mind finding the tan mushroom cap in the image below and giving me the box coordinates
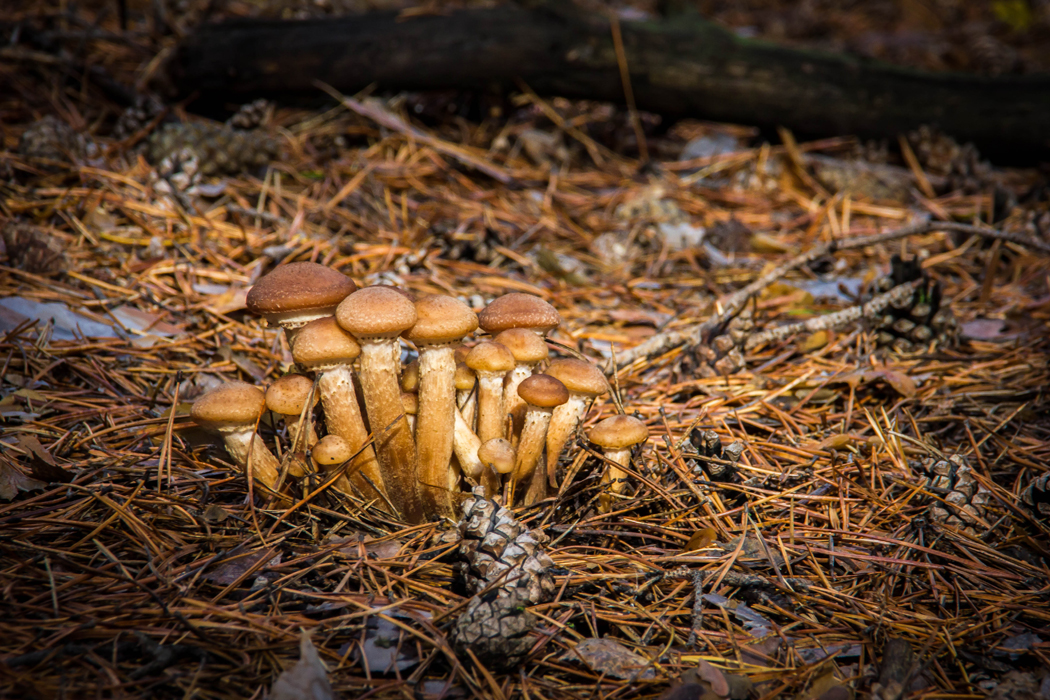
[403,295,478,345]
[336,286,418,339]
[265,374,317,415]
[246,262,357,319]
[494,328,549,364]
[545,358,609,397]
[292,317,361,368]
[454,344,472,364]
[191,382,266,429]
[401,360,420,392]
[478,438,515,475]
[312,435,353,466]
[517,374,569,408]
[478,293,561,335]
[589,415,649,450]
[401,392,419,415]
[454,362,476,391]
[465,341,515,374]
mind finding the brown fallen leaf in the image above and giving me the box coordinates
[798,330,829,353]
[568,638,657,680]
[697,659,729,697]
[838,369,916,398]
[684,527,718,552]
[0,456,47,500]
[269,630,335,700]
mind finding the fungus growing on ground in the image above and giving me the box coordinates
[477,438,516,488]
[477,293,561,337]
[401,392,418,434]
[494,327,550,442]
[401,360,419,393]
[511,374,568,504]
[191,381,282,491]
[292,317,388,507]
[465,341,516,444]
[310,434,358,494]
[455,361,477,427]
[265,373,319,450]
[403,294,479,519]
[588,415,649,513]
[337,286,423,523]
[544,358,610,486]
[245,262,357,344]
[452,407,484,486]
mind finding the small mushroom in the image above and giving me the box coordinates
[477,438,516,488]
[265,373,319,450]
[312,435,353,472]
[337,286,423,523]
[401,360,419,393]
[245,262,357,344]
[478,293,562,337]
[544,358,609,486]
[452,406,484,486]
[191,382,282,491]
[494,327,550,443]
[401,392,418,434]
[292,317,388,506]
[465,341,516,445]
[510,374,569,504]
[455,361,477,428]
[403,294,479,520]
[588,415,649,513]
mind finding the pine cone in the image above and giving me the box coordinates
[18,116,87,165]
[873,256,958,350]
[906,126,992,193]
[685,310,751,378]
[113,95,165,140]
[147,122,277,176]
[916,455,993,532]
[686,429,745,483]
[227,99,272,130]
[452,488,555,668]
[1,221,66,275]
[1020,473,1050,521]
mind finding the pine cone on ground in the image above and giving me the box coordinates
[915,455,994,533]
[873,256,958,352]
[227,99,272,130]
[907,126,992,194]
[686,429,745,483]
[18,116,88,166]
[113,95,165,140]
[0,221,66,275]
[451,488,555,669]
[147,122,277,176]
[1020,473,1050,521]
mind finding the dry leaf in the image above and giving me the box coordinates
[799,669,854,700]
[0,457,47,500]
[206,549,281,585]
[818,434,853,451]
[798,330,829,352]
[684,528,717,552]
[202,504,229,523]
[838,370,916,398]
[697,659,730,697]
[568,638,657,680]
[269,630,335,700]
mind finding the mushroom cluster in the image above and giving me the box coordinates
[190,262,619,524]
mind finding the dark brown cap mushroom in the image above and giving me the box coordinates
[246,262,357,341]
[511,374,568,504]
[588,415,649,513]
[544,358,610,484]
[478,293,562,336]
[494,328,550,441]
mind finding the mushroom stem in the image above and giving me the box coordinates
[476,372,506,443]
[599,448,632,511]
[416,345,457,519]
[453,407,485,485]
[509,406,553,504]
[503,365,532,443]
[545,395,588,485]
[223,430,282,490]
[316,367,387,505]
[358,340,423,523]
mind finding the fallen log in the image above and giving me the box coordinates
[164,4,1050,161]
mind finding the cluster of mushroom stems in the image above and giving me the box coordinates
[189,261,649,523]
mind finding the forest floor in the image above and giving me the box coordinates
[1,1,1049,699]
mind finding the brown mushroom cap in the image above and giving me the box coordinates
[454,362,476,391]
[589,415,649,450]
[517,374,569,408]
[246,262,357,322]
[545,358,609,397]
[403,294,478,345]
[478,438,516,475]
[478,293,561,335]
[336,286,418,339]
[454,344,472,364]
[291,317,361,369]
[494,328,549,365]
[312,435,353,466]
[191,382,266,429]
[401,392,419,415]
[265,374,317,416]
[465,341,515,374]
[401,360,420,392]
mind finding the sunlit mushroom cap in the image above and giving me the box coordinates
[465,341,515,374]
[478,438,516,475]
[494,328,549,365]
[403,294,478,345]
[246,262,357,328]
[454,362,476,391]
[588,415,649,450]
[292,317,361,370]
[517,374,569,408]
[265,374,317,416]
[478,293,561,335]
[545,358,609,397]
[312,435,352,466]
[191,381,266,431]
[336,286,418,339]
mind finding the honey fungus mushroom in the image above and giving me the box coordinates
[511,374,568,505]
[477,293,561,336]
[191,381,281,491]
[265,373,319,450]
[245,262,357,344]
[544,358,609,484]
[588,415,649,513]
